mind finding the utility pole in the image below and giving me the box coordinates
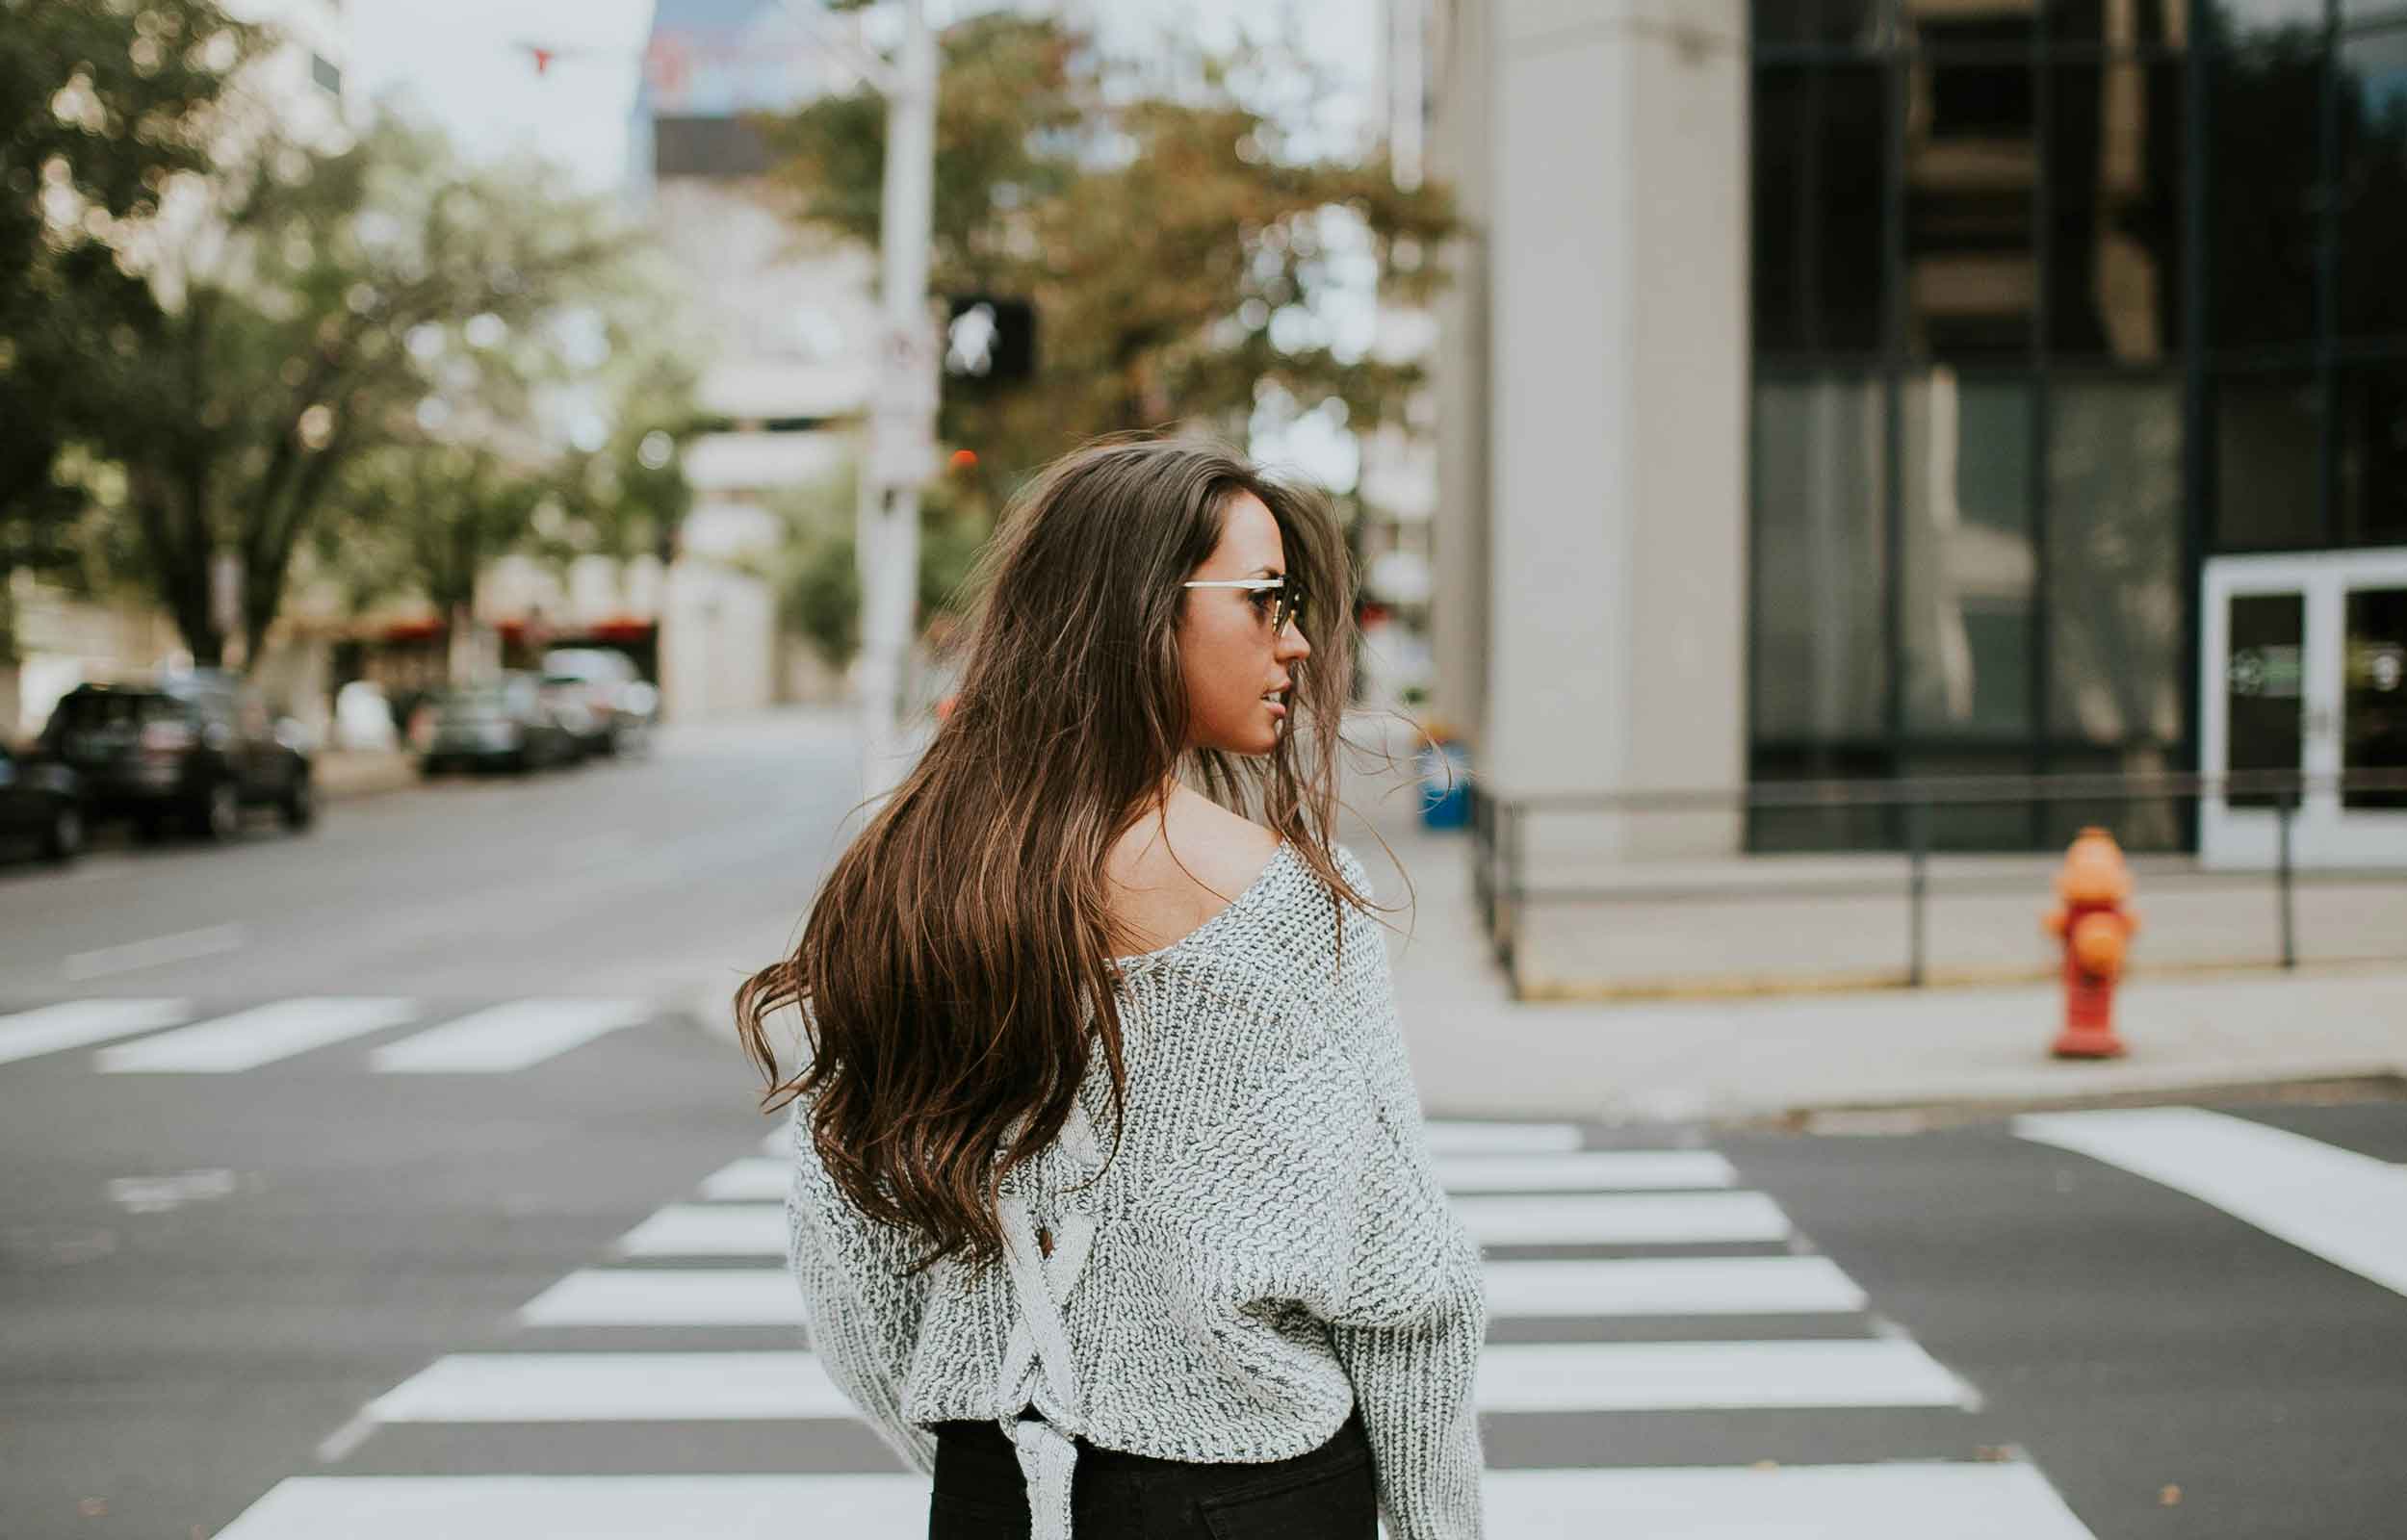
[854,0,940,806]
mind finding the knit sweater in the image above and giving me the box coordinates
[783,840,1487,1540]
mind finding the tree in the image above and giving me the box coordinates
[313,441,550,641]
[307,295,702,680]
[87,113,625,668]
[761,13,1459,500]
[0,0,255,659]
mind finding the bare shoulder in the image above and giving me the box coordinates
[1104,791,1282,952]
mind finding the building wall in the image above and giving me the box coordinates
[1435,0,1748,851]
[1428,0,1492,750]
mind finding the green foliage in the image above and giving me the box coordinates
[0,0,256,657]
[761,13,1458,496]
[81,111,631,666]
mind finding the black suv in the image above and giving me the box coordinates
[38,670,315,842]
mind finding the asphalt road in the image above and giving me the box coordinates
[3,714,2401,1538]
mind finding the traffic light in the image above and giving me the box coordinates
[944,295,1035,387]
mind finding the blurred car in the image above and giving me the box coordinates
[36,670,314,842]
[540,647,654,757]
[421,672,580,775]
[332,680,400,752]
[0,740,84,865]
[536,676,603,759]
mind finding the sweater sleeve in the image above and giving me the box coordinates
[783,1104,940,1476]
[1322,871,1488,1540]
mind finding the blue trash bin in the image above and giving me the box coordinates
[1418,741,1470,829]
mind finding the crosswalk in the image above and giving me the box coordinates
[0,996,660,1074]
[211,1117,2104,1538]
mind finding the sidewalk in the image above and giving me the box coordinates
[1335,725,2407,1125]
[313,747,417,801]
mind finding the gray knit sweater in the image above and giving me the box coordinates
[783,841,1487,1539]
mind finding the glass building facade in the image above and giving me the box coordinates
[1747,0,2407,850]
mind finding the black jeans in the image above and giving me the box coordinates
[926,1409,1377,1539]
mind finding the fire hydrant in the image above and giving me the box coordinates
[2042,827,2140,1059]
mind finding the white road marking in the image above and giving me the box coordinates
[371,999,654,1073]
[1436,1149,1736,1192]
[1459,1190,1792,1246]
[697,1157,789,1201]
[1484,1255,1867,1318]
[363,1351,852,1422]
[1424,1119,1584,1154]
[524,1255,1868,1327]
[0,999,190,1067]
[616,1205,783,1258]
[627,1190,1795,1257]
[1478,1338,1974,1412]
[213,1475,927,1538]
[362,1338,1965,1424]
[1481,1462,2097,1537]
[94,998,420,1073]
[93,1001,421,1068]
[63,924,245,981]
[518,1270,799,1327]
[213,1463,2095,1539]
[2016,1106,2407,1299]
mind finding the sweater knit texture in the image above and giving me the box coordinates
[783,840,1488,1539]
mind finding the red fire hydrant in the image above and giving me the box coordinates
[2041,827,2140,1059]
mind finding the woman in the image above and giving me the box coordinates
[737,435,1486,1540]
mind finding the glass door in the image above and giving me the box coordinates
[2202,549,2407,867]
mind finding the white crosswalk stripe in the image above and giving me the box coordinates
[523,1253,1872,1328]
[625,1191,1796,1258]
[2016,1106,2407,1299]
[1483,1254,1866,1317]
[0,999,190,1067]
[95,998,420,1073]
[220,1116,2096,1538]
[213,1464,2098,1540]
[371,999,655,1073]
[0,995,669,1075]
[696,1147,1737,1202]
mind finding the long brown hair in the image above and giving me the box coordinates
[737,434,1378,1272]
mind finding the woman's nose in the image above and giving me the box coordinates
[1276,623,1311,663]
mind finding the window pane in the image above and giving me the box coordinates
[2342,585,2407,808]
[2213,369,2324,548]
[2209,0,2330,47]
[1899,749,2040,851]
[2047,60,2187,359]
[2224,590,2305,806]
[1754,64,1891,353]
[2209,44,2326,352]
[1754,0,1892,46]
[2047,0,2193,47]
[1902,2,2033,52]
[1901,372,2034,734]
[2336,26,2407,341]
[2047,377,2187,742]
[2337,361,2407,546]
[1905,58,2037,355]
[2039,743,2189,854]
[1754,376,1890,740]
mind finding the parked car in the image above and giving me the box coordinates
[0,740,84,864]
[540,647,654,757]
[421,672,580,775]
[37,670,314,841]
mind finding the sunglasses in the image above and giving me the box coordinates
[1180,577,1308,637]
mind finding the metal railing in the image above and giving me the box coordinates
[1466,769,2407,995]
